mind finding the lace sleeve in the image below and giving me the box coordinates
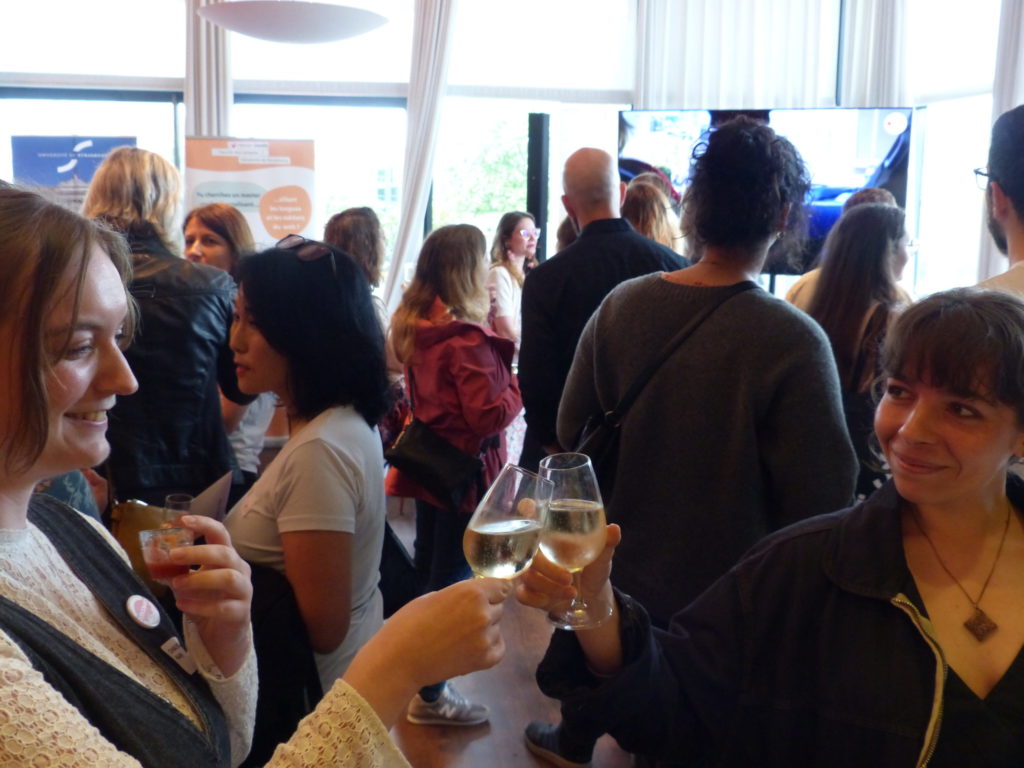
[183,618,258,767]
[266,680,412,768]
[0,632,143,767]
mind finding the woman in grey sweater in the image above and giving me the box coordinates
[526,116,858,768]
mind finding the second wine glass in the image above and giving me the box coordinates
[462,464,552,579]
[539,452,611,630]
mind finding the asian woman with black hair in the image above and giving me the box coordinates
[223,240,391,760]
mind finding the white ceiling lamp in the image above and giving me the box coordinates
[197,1,387,44]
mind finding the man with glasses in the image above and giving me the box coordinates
[977,104,1024,294]
[518,148,686,476]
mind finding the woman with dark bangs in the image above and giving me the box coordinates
[521,288,1024,767]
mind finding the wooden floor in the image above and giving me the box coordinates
[386,498,632,768]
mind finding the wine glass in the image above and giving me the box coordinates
[463,464,552,579]
[163,493,193,525]
[538,452,611,630]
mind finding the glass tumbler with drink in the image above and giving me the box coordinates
[538,452,611,630]
[139,526,194,585]
[463,464,553,579]
[137,492,196,585]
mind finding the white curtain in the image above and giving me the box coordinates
[186,0,233,137]
[978,0,1024,281]
[380,0,457,313]
[838,0,909,107]
[634,0,840,109]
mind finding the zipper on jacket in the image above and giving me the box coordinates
[891,594,947,768]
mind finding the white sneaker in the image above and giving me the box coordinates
[406,683,489,726]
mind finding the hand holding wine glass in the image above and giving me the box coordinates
[538,453,614,630]
[463,464,553,579]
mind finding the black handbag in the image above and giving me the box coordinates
[575,281,758,498]
[384,370,484,513]
[379,519,422,617]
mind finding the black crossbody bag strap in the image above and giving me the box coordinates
[599,281,758,429]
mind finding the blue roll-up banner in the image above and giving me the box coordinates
[12,136,136,210]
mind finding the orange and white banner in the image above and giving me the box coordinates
[185,138,315,247]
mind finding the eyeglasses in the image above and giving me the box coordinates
[975,167,995,190]
[276,233,337,279]
[519,228,541,239]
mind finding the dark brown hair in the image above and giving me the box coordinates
[324,206,385,287]
[808,204,906,391]
[0,187,135,473]
[882,288,1024,426]
[183,203,256,276]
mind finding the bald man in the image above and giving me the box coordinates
[518,148,686,471]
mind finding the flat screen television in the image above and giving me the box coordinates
[618,107,915,274]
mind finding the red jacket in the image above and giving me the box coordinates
[386,299,521,514]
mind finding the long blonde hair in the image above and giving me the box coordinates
[391,224,488,364]
[82,147,182,254]
[622,180,678,249]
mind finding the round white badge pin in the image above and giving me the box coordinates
[126,595,161,629]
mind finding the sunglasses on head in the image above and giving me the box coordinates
[276,234,338,279]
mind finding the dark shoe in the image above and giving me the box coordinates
[524,721,593,768]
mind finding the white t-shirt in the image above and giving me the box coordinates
[486,265,522,354]
[225,405,385,691]
[978,260,1024,296]
[228,392,277,475]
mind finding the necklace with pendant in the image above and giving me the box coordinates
[910,502,1012,643]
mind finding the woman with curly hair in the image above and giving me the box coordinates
[525,117,857,767]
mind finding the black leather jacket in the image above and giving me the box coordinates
[106,221,248,504]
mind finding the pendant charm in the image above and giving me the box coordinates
[964,606,998,642]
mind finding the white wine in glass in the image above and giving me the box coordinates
[539,453,612,630]
[463,464,552,579]
[539,499,607,572]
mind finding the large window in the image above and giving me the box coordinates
[446,0,636,92]
[431,98,628,261]
[0,95,180,182]
[0,0,185,78]
[434,0,635,260]
[231,100,407,259]
[904,0,1003,294]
